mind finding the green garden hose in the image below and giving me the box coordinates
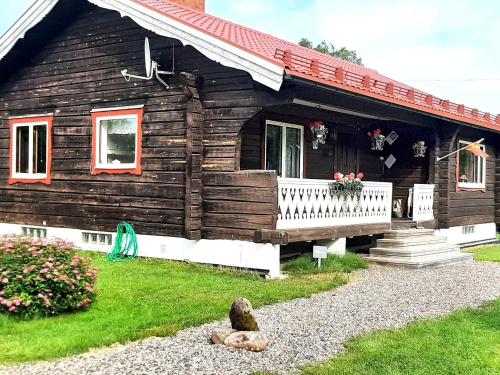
[107,222,139,262]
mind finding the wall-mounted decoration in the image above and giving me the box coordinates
[412,140,427,158]
[384,154,396,168]
[386,130,398,145]
[367,128,385,151]
[310,121,328,149]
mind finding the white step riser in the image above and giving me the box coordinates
[368,228,473,268]
[367,254,473,268]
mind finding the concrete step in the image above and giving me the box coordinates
[367,252,473,269]
[377,236,447,247]
[371,244,460,258]
[383,229,434,239]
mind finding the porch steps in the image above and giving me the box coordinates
[367,229,472,268]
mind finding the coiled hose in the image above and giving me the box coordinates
[107,222,138,262]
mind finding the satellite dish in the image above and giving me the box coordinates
[144,37,152,78]
[121,37,174,88]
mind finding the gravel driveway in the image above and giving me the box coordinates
[2,262,499,375]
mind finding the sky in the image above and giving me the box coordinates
[1,0,499,115]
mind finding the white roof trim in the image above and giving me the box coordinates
[0,0,285,91]
[0,0,59,61]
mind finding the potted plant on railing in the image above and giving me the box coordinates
[368,128,385,151]
[329,172,365,210]
[310,120,328,149]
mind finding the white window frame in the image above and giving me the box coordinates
[95,114,139,170]
[457,140,486,189]
[264,120,304,178]
[11,121,49,180]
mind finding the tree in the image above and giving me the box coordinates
[298,38,363,65]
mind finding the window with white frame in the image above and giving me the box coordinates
[458,140,486,189]
[12,121,49,179]
[96,114,139,169]
[265,121,303,178]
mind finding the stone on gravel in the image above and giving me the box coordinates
[229,298,259,331]
[210,328,236,345]
[223,331,268,352]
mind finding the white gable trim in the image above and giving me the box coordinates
[0,0,285,91]
[0,0,59,61]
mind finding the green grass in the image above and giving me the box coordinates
[0,251,365,365]
[282,253,368,276]
[464,243,500,262]
[301,299,500,375]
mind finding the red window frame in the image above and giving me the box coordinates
[91,108,143,176]
[9,115,53,185]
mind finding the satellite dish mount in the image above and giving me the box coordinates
[121,37,173,88]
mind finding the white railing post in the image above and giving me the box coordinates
[277,178,393,230]
[412,184,435,222]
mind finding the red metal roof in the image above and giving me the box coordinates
[135,0,499,131]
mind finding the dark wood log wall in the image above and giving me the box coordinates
[0,1,277,239]
[437,125,497,228]
[496,147,500,229]
[202,170,278,241]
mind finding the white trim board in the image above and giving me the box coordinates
[0,222,282,278]
[435,222,496,246]
[0,0,285,91]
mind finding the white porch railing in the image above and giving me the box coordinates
[411,184,435,222]
[277,178,393,230]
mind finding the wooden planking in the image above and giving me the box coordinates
[255,223,391,245]
[202,170,278,241]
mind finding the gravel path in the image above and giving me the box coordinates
[2,262,499,375]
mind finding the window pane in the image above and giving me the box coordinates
[16,126,29,174]
[285,127,301,178]
[459,146,483,184]
[33,125,47,174]
[266,125,282,176]
[99,118,137,165]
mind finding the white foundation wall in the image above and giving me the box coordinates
[435,222,497,246]
[0,222,282,278]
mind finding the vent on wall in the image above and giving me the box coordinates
[22,227,47,239]
[462,225,475,235]
[82,232,112,246]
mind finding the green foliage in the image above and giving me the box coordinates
[0,237,97,319]
[283,253,368,276]
[464,243,500,262]
[301,299,500,375]
[299,37,363,65]
[0,253,346,364]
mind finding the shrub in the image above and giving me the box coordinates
[282,252,368,276]
[0,236,97,319]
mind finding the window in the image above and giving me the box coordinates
[82,231,112,246]
[457,140,486,189]
[9,115,53,184]
[265,121,303,178]
[22,226,47,239]
[91,107,143,175]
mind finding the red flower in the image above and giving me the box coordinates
[356,172,364,180]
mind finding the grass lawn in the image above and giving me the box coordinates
[0,252,365,365]
[464,243,500,262]
[301,299,500,375]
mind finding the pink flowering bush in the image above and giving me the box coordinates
[0,236,97,319]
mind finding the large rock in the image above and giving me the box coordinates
[229,298,259,331]
[210,328,236,345]
[223,331,268,352]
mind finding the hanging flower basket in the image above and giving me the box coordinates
[368,129,385,151]
[412,140,427,158]
[328,172,365,210]
[310,121,328,150]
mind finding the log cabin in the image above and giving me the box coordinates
[0,0,498,277]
